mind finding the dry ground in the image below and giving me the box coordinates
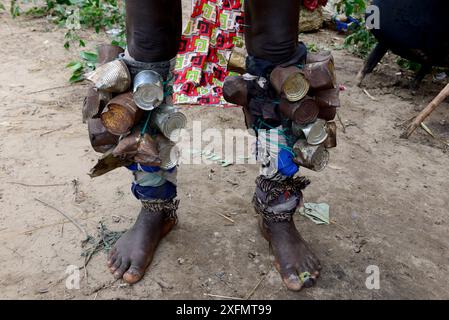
[0,1,448,299]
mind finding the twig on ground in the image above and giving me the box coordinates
[336,112,346,133]
[34,198,89,241]
[244,272,269,300]
[214,212,235,224]
[40,124,72,137]
[363,89,378,101]
[203,293,244,300]
[27,83,86,95]
[8,182,67,187]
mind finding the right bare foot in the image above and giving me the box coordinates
[107,208,175,284]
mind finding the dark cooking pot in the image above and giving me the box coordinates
[357,0,449,87]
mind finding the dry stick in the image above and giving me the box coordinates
[402,83,449,138]
[8,182,67,187]
[336,111,346,133]
[27,83,86,95]
[40,124,72,137]
[203,293,244,300]
[214,212,235,224]
[244,271,269,300]
[34,198,89,241]
[363,89,378,101]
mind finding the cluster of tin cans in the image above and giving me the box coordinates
[224,50,340,172]
[83,45,186,175]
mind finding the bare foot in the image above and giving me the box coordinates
[107,208,175,284]
[259,217,321,291]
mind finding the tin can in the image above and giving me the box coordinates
[227,46,247,74]
[323,121,337,149]
[150,104,187,141]
[270,66,310,102]
[156,135,180,170]
[223,76,248,106]
[97,44,124,65]
[292,119,328,145]
[303,58,336,91]
[101,92,144,135]
[82,86,112,123]
[87,118,119,153]
[293,139,329,172]
[314,88,340,120]
[133,70,164,111]
[279,97,319,125]
[306,51,333,64]
[87,60,131,93]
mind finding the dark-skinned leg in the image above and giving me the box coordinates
[245,0,322,291]
[107,0,182,284]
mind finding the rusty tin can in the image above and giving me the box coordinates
[101,92,143,135]
[223,76,248,106]
[87,60,131,93]
[97,44,124,65]
[306,51,334,64]
[270,66,310,102]
[279,97,319,125]
[315,88,340,120]
[87,118,119,153]
[293,138,329,172]
[303,57,336,91]
[82,86,112,123]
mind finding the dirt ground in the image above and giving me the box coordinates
[1,2,448,300]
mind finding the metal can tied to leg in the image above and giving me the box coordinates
[87,60,131,93]
[150,105,187,141]
[270,66,310,102]
[292,119,328,145]
[293,139,329,172]
[133,70,164,111]
[101,92,144,136]
[279,97,319,125]
[87,118,119,153]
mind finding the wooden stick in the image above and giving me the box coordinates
[402,83,449,138]
[8,182,67,187]
[363,89,378,101]
[40,124,72,137]
[214,212,235,224]
[203,293,244,300]
[34,198,89,241]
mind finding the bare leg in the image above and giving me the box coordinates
[107,0,182,284]
[245,0,322,291]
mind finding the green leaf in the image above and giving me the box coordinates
[79,39,86,47]
[66,61,83,71]
[69,73,84,83]
[0,3,5,11]
[80,51,98,63]
[64,41,70,50]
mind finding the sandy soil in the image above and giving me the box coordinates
[0,1,448,300]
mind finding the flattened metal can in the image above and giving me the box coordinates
[87,60,131,93]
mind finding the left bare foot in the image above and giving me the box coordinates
[259,217,321,291]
